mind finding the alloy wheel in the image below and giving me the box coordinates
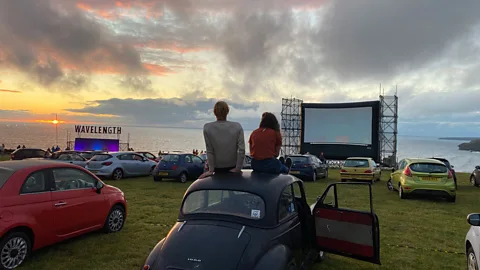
[1,237,27,270]
[312,171,316,182]
[180,173,187,183]
[108,209,124,232]
[471,176,477,186]
[468,250,478,270]
[387,180,394,191]
[113,169,123,180]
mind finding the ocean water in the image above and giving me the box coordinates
[0,123,478,173]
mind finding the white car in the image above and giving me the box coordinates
[466,213,480,270]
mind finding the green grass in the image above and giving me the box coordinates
[17,170,476,270]
[0,155,9,161]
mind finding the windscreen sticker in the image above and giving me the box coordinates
[251,209,261,219]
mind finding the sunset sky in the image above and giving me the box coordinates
[1,0,480,136]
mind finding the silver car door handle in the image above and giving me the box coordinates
[55,202,67,207]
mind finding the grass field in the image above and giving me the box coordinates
[9,166,476,270]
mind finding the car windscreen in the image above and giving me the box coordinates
[0,168,15,189]
[162,154,180,162]
[288,156,309,164]
[182,190,266,220]
[344,159,370,167]
[90,154,112,161]
[409,163,448,173]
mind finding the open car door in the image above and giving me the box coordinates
[312,182,380,264]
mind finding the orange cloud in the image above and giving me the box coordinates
[76,2,117,20]
[0,89,21,93]
[143,63,174,76]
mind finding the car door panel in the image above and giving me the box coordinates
[313,182,380,265]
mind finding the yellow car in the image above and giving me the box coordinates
[387,158,456,202]
[340,157,382,183]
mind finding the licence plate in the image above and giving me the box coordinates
[290,171,300,174]
[422,177,440,181]
[158,172,168,176]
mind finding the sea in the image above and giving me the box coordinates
[0,123,478,173]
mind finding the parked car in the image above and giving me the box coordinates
[340,157,381,183]
[287,154,328,181]
[201,154,252,172]
[137,151,159,162]
[0,160,127,269]
[10,148,46,160]
[142,172,380,269]
[465,213,480,270]
[387,158,456,202]
[78,150,105,160]
[153,153,205,183]
[431,157,457,189]
[470,166,480,187]
[43,151,88,167]
[86,152,157,180]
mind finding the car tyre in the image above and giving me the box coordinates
[324,169,328,179]
[153,176,162,182]
[399,185,407,199]
[179,172,188,183]
[0,232,31,270]
[104,205,125,233]
[447,195,456,203]
[112,168,123,180]
[471,176,478,187]
[150,166,155,175]
[387,179,394,191]
[467,246,478,270]
[312,171,317,182]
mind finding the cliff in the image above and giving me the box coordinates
[459,139,480,152]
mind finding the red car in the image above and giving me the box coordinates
[0,160,127,269]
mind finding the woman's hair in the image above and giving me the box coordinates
[214,101,229,120]
[259,112,280,132]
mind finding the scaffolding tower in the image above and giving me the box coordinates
[280,98,303,156]
[379,95,398,167]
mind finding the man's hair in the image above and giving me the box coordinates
[214,101,229,120]
[259,112,280,132]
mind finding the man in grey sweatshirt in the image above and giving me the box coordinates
[200,101,245,178]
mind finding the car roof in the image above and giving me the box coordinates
[181,171,301,227]
[431,157,449,162]
[346,157,372,160]
[13,148,44,152]
[405,158,445,164]
[0,160,79,172]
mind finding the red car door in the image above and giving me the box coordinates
[51,167,107,238]
[312,182,381,264]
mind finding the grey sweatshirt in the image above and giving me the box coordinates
[203,120,245,171]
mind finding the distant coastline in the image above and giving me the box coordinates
[457,139,480,152]
[438,137,480,141]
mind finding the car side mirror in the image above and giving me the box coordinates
[450,165,454,169]
[476,166,480,170]
[467,214,480,226]
[95,181,104,194]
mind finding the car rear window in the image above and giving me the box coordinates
[409,163,448,173]
[182,190,266,220]
[288,156,309,163]
[344,159,370,167]
[0,168,15,189]
[90,154,112,161]
[162,155,180,162]
[80,153,93,159]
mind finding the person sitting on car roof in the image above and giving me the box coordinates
[199,101,245,179]
[249,112,292,174]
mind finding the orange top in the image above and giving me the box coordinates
[249,128,282,160]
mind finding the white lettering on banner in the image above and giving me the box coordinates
[74,125,122,135]
[315,217,374,246]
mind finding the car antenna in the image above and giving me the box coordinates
[237,226,245,239]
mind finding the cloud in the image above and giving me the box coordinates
[0,89,21,93]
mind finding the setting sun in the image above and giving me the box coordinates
[52,119,59,125]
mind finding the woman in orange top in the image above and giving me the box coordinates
[249,112,292,174]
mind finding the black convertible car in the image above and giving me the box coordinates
[142,172,381,270]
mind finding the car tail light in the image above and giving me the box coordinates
[364,170,372,173]
[143,265,150,270]
[10,154,14,160]
[403,166,412,177]
[340,169,347,173]
[172,165,178,170]
[102,161,113,166]
[448,170,453,179]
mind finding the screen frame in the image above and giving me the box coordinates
[300,101,380,161]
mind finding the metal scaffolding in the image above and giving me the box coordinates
[379,95,398,167]
[280,98,303,156]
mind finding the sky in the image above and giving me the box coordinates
[1,0,480,136]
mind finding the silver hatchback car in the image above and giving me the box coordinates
[86,152,157,180]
